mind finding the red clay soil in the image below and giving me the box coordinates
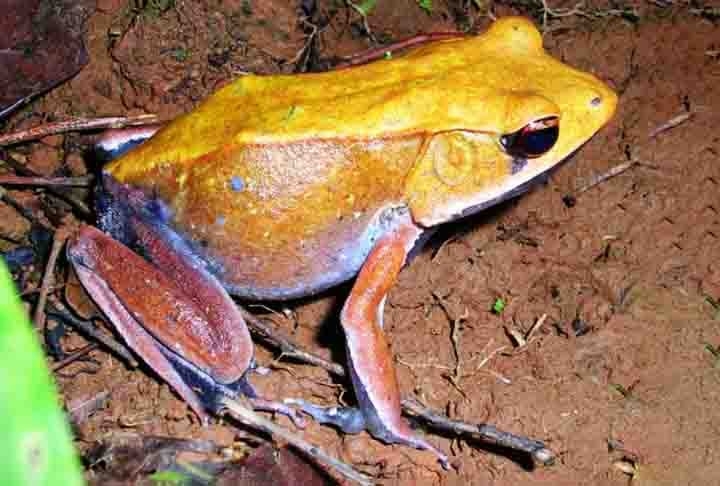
[3,1,720,484]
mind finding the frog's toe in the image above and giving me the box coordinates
[383,429,449,470]
[249,397,307,428]
[285,399,367,434]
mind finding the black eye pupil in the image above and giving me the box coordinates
[501,117,559,158]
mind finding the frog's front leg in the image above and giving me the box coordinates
[296,209,448,467]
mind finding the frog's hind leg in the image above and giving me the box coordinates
[78,178,306,426]
[292,209,449,468]
[68,225,212,423]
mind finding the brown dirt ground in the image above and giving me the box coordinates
[4,1,720,484]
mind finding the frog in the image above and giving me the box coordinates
[67,16,617,467]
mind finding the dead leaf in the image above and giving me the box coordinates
[0,0,92,119]
[217,444,335,486]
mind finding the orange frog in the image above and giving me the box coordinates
[68,17,617,467]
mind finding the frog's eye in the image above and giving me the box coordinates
[500,116,559,158]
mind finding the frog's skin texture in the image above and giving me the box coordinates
[69,16,617,467]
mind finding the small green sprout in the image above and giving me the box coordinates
[349,0,378,16]
[149,470,188,485]
[705,295,720,319]
[285,105,297,121]
[492,298,506,314]
[170,47,189,62]
[416,0,433,13]
[704,343,720,368]
[610,383,630,397]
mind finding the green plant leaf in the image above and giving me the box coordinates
[0,261,84,486]
[417,0,433,13]
[492,298,506,314]
[348,0,378,16]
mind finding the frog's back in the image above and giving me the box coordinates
[107,17,584,182]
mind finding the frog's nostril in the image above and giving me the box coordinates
[590,96,602,107]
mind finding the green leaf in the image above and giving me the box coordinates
[416,0,433,13]
[492,298,506,314]
[149,469,190,485]
[349,0,378,16]
[0,261,84,486]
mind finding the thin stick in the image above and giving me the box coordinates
[0,175,93,187]
[574,159,638,195]
[52,343,98,371]
[240,308,345,376]
[222,396,373,486]
[0,114,159,147]
[648,112,692,138]
[401,399,555,466]
[241,310,556,463]
[33,227,69,328]
[0,187,55,231]
[335,32,464,69]
[1,151,91,216]
[525,313,548,343]
[47,300,137,367]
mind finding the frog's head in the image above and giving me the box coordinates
[405,16,618,226]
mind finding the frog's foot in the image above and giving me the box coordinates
[163,349,306,428]
[284,399,366,434]
[248,397,307,428]
[287,398,449,469]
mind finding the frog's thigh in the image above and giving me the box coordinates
[340,215,447,465]
[68,227,209,423]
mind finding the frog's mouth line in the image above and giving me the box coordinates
[455,152,570,221]
[457,172,549,219]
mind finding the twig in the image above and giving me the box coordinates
[52,343,99,371]
[506,326,527,347]
[0,186,55,231]
[222,396,373,486]
[401,399,555,466]
[0,175,93,187]
[47,300,137,367]
[290,17,324,72]
[536,0,638,31]
[574,159,639,195]
[240,308,345,376]
[344,1,377,44]
[469,343,508,375]
[449,308,469,388]
[67,390,110,425]
[648,112,693,138]
[335,32,464,69]
[0,150,91,216]
[33,226,69,328]
[507,314,548,349]
[525,313,548,343]
[0,114,159,147]
[432,292,469,393]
